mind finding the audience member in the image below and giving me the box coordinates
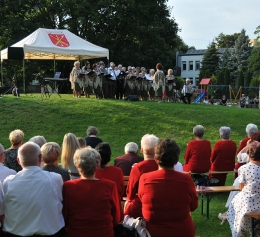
[124,134,159,218]
[62,147,120,237]
[114,142,143,176]
[77,137,87,148]
[2,142,65,237]
[138,139,198,237]
[41,142,70,182]
[209,127,237,185]
[227,141,260,237]
[84,126,103,148]
[0,144,16,183]
[220,95,227,106]
[4,129,24,172]
[29,135,47,147]
[183,125,211,173]
[61,133,81,179]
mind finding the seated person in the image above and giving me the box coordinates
[29,135,47,147]
[114,142,143,176]
[220,95,227,106]
[41,142,70,182]
[138,139,198,237]
[77,137,87,148]
[183,125,211,173]
[240,94,246,108]
[84,126,103,148]
[4,129,24,172]
[203,97,209,104]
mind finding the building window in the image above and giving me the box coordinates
[195,77,199,86]
[182,61,186,70]
[189,61,193,71]
[195,61,200,70]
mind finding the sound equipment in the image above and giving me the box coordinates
[8,47,24,60]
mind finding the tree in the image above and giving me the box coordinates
[238,68,244,87]
[224,68,231,85]
[215,32,241,48]
[217,70,224,84]
[199,41,219,80]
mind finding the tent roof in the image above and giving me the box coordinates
[0,28,109,61]
[200,78,212,85]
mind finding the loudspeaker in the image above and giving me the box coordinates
[8,47,24,60]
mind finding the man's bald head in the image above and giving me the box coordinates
[18,142,41,167]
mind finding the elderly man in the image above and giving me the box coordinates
[181,78,194,104]
[0,144,16,183]
[124,134,159,218]
[3,142,65,237]
[114,142,143,176]
[107,62,117,99]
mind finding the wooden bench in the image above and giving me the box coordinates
[196,186,240,219]
[245,212,260,237]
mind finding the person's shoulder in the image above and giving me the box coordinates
[98,178,116,187]
[43,170,62,181]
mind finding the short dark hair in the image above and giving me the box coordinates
[250,132,260,142]
[156,63,163,70]
[155,139,180,168]
[248,141,260,161]
[95,142,111,168]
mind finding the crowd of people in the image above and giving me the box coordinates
[69,61,183,103]
[0,123,259,237]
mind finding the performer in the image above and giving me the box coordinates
[82,61,93,98]
[153,63,165,103]
[92,64,102,99]
[148,69,155,101]
[140,68,149,101]
[165,69,175,102]
[107,62,117,99]
[124,67,135,98]
[116,64,126,99]
[181,78,194,104]
[134,67,142,99]
[70,61,82,98]
[99,62,108,98]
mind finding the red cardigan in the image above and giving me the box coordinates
[183,139,211,173]
[138,169,198,237]
[237,137,250,154]
[63,179,120,237]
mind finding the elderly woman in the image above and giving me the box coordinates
[41,142,70,182]
[153,63,165,103]
[183,125,211,173]
[209,127,236,185]
[138,139,198,237]
[226,141,260,237]
[84,126,103,148]
[148,69,155,101]
[62,147,121,237]
[29,135,47,147]
[4,129,24,172]
[61,133,81,179]
[165,69,175,102]
[70,61,82,98]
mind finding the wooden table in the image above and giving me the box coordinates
[196,186,240,219]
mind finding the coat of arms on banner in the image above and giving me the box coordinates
[48,33,70,47]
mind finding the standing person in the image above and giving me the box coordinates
[92,63,102,99]
[153,63,165,103]
[84,126,103,148]
[183,125,211,173]
[2,142,65,237]
[124,67,135,98]
[61,133,81,180]
[181,78,194,104]
[209,127,237,185]
[82,61,93,98]
[4,129,24,172]
[70,61,82,98]
[0,144,16,183]
[62,147,120,237]
[116,64,125,99]
[138,139,198,237]
[148,69,155,101]
[99,62,107,98]
[107,62,117,99]
[124,134,159,218]
[165,69,175,102]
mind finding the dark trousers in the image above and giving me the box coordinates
[5,228,66,237]
[181,93,192,104]
[108,80,117,99]
[116,79,125,99]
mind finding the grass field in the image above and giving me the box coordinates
[1,93,259,237]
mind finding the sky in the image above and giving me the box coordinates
[168,0,260,49]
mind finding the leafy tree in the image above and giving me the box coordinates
[211,74,217,84]
[217,70,224,84]
[245,70,252,86]
[238,68,244,87]
[250,75,260,86]
[224,67,231,85]
[215,32,241,48]
[199,41,219,80]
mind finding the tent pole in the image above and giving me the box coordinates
[23,60,25,93]
[1,61,3,86]
[54,59,56,75]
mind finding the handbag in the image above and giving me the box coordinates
[123,215,151,237]
[114,223,138,237]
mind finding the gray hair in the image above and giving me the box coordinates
[246,124,258,137]
[219,126,231,139]
[41,142,61,164]
[141,134,159,151]
[73,147,100,177]
[186,78,191,82]
[86,126,99,136]
[125,142,138,153]
[193,125,205,138]
[18,142,41,167]
[74,61,80,67]
[29,136,47,147]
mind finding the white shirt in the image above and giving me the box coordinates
[237,151,249,163]
[3,166,64,235]
[174,162,183,172]
[0,163,16,184]
[107,67,117,80]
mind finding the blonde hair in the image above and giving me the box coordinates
[74,61,80,67]
[9,129,24,146]
[41,142,61,164]
[61,133,81,169]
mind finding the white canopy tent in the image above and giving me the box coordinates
[0,28,109,89]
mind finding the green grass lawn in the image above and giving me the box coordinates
[1,93,259,237]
